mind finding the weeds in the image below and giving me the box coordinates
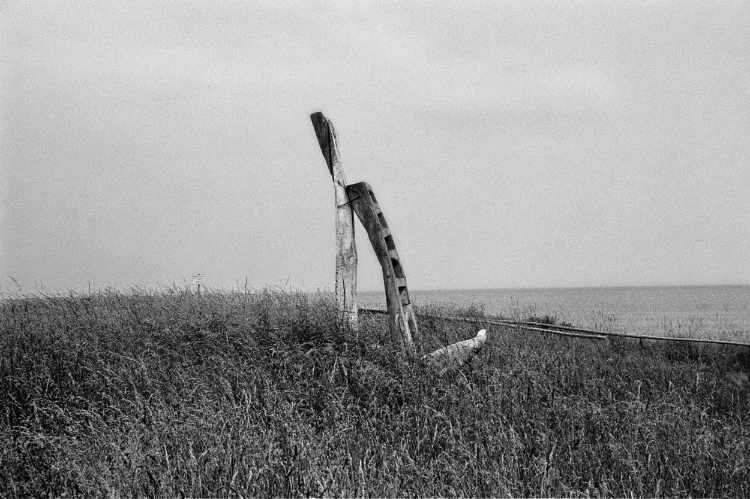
[1,289,748,496]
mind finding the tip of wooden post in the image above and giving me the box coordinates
[310,112,337,174]
[476,329,487,345]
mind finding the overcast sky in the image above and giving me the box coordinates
[2,1,749,293]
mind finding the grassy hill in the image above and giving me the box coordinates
[1,289,748,497]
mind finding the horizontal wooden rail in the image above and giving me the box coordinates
[359,308,606,341]
[520,320,750,347]
[359,308,750,347]
[503,323,607,340]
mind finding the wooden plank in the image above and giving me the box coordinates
[310,112,358,332]
[347,182,418,357]
[504,324,606,340]
[521,320,750,346]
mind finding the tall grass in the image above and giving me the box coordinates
[1,288,748,497]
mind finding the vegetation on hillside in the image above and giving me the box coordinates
[1,289,748,497]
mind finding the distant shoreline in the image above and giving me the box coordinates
[361,283,750,293]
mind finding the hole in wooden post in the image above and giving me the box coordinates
[391,258,405,278]
[369,189,378,203]
[398,286,410,305]
[377,212,388,229]
[384,235,396,250]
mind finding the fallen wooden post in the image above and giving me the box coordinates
[422,329,488,374]
[310,112,358,332]
[346,182,419,357]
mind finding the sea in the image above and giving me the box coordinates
[359,285,750,343]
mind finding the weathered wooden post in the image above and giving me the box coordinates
[310,112,358,332]
[346,182,419,357]
[309,112,483,365]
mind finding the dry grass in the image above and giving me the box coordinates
[1,288,748,497]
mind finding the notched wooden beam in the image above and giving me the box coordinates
[346,181,419,357]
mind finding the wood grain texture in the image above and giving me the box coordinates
[346,182,418,357]
[310,112,358,332]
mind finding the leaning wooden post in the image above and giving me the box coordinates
[310,112,358,332]
[346,182,419,357]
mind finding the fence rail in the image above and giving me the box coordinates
[359,308,750,347]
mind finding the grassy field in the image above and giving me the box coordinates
[1,289,749,497]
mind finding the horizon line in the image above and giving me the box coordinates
[359,282,750,293]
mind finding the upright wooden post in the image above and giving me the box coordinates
[346,182,419,357]
[310,112,358,332]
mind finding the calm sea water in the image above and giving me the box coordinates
[359,285,750,342]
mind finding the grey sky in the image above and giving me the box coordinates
[2,1,749,292]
